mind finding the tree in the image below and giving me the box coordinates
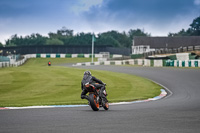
[48,28,73,39]
[190,16,200,35]
[45,38,64,45]
[4,27,152,48]
[57,27,73,37]
[168,16,200,36]
[128,29,151,40]
[168,29,192,37]
[0,42,3,47]
[48,27,74,45]
[97,30,132,47]
[5,33,47,46]
[5,34,18,46]
[67,32,93,45]
[96,35,121,47]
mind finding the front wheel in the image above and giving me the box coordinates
[89,94,99,111]
[103,98,109,110]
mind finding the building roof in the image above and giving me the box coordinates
[134,36,200,49]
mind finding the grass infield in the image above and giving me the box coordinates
[0,58,161,107]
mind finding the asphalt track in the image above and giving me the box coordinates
[1,65,200,133]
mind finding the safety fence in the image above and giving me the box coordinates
[0,55,29,68]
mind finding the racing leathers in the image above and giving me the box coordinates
[81,75,105,100]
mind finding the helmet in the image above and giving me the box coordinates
[84,71,91,75]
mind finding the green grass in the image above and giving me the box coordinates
[0,58,161,107]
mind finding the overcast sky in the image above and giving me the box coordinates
[0,0,200,44]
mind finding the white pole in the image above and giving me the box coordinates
[92,35,94,63]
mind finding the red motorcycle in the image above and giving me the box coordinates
[85,83,109,111]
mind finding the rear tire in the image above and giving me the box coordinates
[89,94,99,111]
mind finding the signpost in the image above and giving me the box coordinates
[91,34,96,63]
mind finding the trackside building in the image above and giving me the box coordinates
[132,36,200,54]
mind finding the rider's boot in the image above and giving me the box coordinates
[81,95,89,101]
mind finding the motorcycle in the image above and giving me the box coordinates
[85,83,109,111]
[48,61,51,66]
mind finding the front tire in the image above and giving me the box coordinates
[103,99,109,110]
[89,94,99,111]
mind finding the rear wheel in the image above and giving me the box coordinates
[89,94,99,111]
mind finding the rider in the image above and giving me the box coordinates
[48,61,51,66]
[81,71,106,100]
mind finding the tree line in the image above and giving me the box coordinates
[168,16,200,36]
[2,16,200,48]
[4,28,150,48]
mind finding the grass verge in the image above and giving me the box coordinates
[0,58,161,107]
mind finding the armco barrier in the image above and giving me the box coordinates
[0,54,31,68]
[167,60,200,67]
[154,60,163,67]
[33,53,104,58]
[0,62,10,67]
[73,59,200,68]
[0,53,105,68]
[1,53,200,68]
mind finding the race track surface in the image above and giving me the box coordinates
[1,65,200,133]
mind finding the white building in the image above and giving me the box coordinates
[132,40,155,54]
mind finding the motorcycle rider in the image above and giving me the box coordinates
[81,71,106,100]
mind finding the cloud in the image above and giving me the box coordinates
[71,0,103,14]
[194,0,200,5]
[0,0,200,43]
[83,0,195,24]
